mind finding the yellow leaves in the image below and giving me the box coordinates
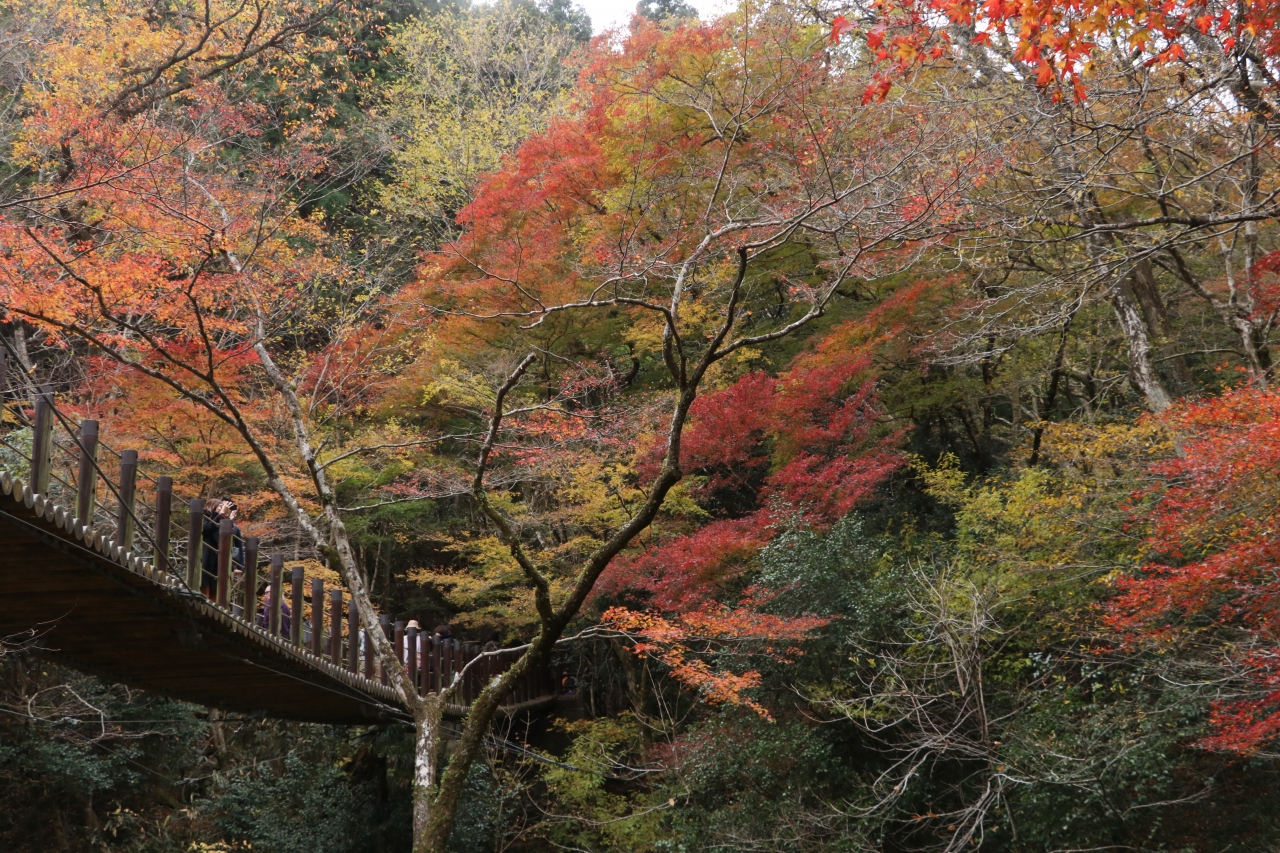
[1038,419,1174,468]
[560,460,645,532]
[911,451,968,506]
[12,0,320,119]
[909,421,1162,603]
[648,479,711,521]
[419,359,495,411]
[378,0,582,232]
[620,314,666,361]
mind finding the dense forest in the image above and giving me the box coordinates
[2,0,1280,849]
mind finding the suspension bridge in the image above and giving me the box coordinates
[0,354,556,725]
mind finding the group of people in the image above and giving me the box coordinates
[403,620,460,665]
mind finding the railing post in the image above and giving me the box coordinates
[347,599,359,672]
[290,566,304,646]
[460,644,471,704]
[30,385,54,496]
[310,579,324,655]
[328,589,342,665]
[467,644,480,703]
[75,420,98,527]
[442,641,453,698]
[269,555,284,636]
[363,616,375,679]
[215,517,232,607]
[394,621,405,672]
[153,476,172,578]
[419,636,430,695]
[242,537,259,625]
[406,624,419,694]
[454,641,464,697]
[187,498,205,589]
[116,450,138,552]
[432,635,444,694]
[378,614,391,685]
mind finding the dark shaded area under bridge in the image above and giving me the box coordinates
[0,473,553,725]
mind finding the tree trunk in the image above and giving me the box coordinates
[420,638,550,852]
[1111,278,1172,412]
[412,697,444,849]
[1129,258,1192,389]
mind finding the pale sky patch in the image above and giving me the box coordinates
[578,0,733,34]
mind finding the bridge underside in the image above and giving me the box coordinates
[0,480,407,725]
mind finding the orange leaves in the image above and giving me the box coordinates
[11,0,347,128]
[851,0,1279,100]
[0,0,342,364]
[831,14,858,43]
[414,10,955,333]
[603,604,828,718]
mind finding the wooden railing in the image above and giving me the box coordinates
[0,348,554,711]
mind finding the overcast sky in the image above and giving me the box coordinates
[578,0,730,33]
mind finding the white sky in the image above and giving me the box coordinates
[579,0,731,33]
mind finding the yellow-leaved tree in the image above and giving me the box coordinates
[378,0,586,242]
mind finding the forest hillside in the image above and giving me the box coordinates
[1,0,1279,850]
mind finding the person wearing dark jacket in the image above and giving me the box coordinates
[200,498,243,601]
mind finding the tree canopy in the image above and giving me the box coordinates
[2,0,1280,850]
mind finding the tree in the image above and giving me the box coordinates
[377,0,587,245]
[636,0,699,22]
[595,331,903,612]
[3,6,969,852]
[396,9,973,846]
[1109,383,1280,753]
[826,0,1280,415]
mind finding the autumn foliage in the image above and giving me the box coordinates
[831,0,1280,101]
[602,602,829,717]
[599,340,902,612]
[1110,385,1280,752]
[6,0,1280,847]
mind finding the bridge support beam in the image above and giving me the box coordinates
[290,565,304,646]
[347,598,359,672]
[329,588,342,666]
[310,578,323,656]
[269,555,284,636]
[242,537,259,625]
[216,517,232,608]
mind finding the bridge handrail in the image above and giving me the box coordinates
[0,346,556,712]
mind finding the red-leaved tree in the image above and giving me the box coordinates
[598,336,903,612]
[1109,384,1280,752]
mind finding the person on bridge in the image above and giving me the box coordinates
[406,619,423,669]
[200,498,243,601]
[257,579,291,637]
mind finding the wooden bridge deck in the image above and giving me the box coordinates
[0,472,406,723]
[0,470,552,725]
